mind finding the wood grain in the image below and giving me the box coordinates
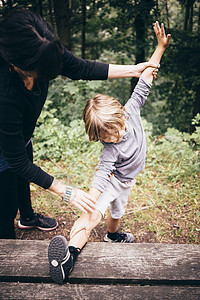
[0,283,200,300]
[0,240,199,283]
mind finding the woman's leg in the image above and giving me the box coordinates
[18,142,58,231]
[17,175,34,219]
[0,169,18,239]
[18,142,34,219]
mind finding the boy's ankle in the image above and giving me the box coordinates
[61,246,81,280]
[107,230,119,240]
[69,246,81,264]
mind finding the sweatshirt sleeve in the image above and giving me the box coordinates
[0,94,53,189]
[91,144,119,192]
[125,76,152,114]
[61,48,109,80]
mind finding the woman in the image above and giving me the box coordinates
[0,9,157,239]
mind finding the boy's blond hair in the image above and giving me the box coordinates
[83,94,126,142]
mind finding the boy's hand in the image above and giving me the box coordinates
[134,61,159,78]
[152,65,160,79]
[154,21,171,49]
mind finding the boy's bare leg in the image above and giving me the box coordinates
[48,209,102,284]
[107,211,120,233]
[69,209,102,249]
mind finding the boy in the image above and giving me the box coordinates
[48,22,171,284]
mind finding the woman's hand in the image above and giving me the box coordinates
[133,62,160,78]
[69,188,96,214]
[48,178,96,214]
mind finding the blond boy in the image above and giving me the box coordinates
[48,22,171,284]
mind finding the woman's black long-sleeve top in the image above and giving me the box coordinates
[0,48,108,189]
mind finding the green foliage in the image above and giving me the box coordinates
[191,113,200,149]
[33,115,102,163]
[33,75,200,184]
[147,126,200,182]
[158,29,200,132]
[42,76,105,126]
[33,112,200,244]
[1,0,199,134]
[34,93,199,186]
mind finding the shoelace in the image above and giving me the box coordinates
[33,213,46,223]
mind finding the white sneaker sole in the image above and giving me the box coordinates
[18,220,58,231]
[104,233,135,243]
[48,235,70,284]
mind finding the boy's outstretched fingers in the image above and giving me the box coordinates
[70,188,96,214]
[154,21,171,48]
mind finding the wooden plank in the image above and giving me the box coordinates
[73,243,200,283]
[0,240,200,283]
[0,282,200,300]
[0,240,49,281]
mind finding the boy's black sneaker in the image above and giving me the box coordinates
[48,235,73,284]
[104,231,135,243]
[18,212,58,231]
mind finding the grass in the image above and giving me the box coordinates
[19,118,199,243]
[26,140,200,244]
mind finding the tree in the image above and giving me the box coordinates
[131,0,156,89]
[52,0,72,50]
[81,0,86,59]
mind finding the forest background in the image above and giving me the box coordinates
[0,0,199,243]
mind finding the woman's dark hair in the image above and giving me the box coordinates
[0,9,63,80]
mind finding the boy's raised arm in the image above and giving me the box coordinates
[142,22,171,84]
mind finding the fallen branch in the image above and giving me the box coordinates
[124,206,151,215]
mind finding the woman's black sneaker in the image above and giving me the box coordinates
[48,235,73,284]
[104,231,135,243]
[18,212,58,231]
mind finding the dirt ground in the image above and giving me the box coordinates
[14,185,199,244]
[15,212,181,244]
[15,213,108,242]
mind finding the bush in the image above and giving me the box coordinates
[146,126,200,182]
[33,77,199,186]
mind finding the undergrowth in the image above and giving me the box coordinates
[31,114,200,244]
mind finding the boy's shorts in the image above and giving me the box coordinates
[95,176,136,219]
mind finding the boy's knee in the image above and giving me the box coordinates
[90,210,102,228]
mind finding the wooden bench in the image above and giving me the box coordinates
[0,239,200,299]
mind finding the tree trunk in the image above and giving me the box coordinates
[198,2,200,33]
[131,0,154,90]
[184,0,190,31]
[131,12,146,90]
[155,0,159,20]
[193,85,200,117]
[81,0,86,59]
[188,0,194,32]
[165,0,170,28]
[53,0,72,50]
[31,0,38,13]
[38,0,43,17]
[48,0,55,30]
[7,0,12,9]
